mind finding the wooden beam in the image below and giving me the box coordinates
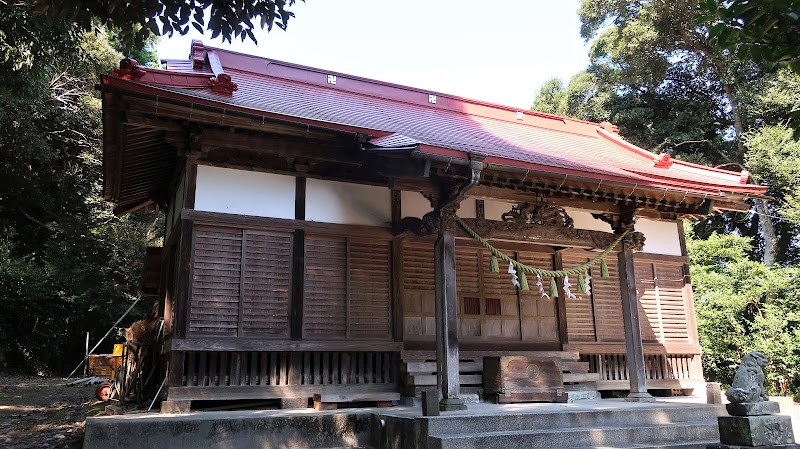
[391,190,401,231]
[562,342,702,355]
[617,244,655,402]
[633,253,689,264]
[290,230,305,341]
[123,112,187,132]
[391,238,404,342]
[194,128,360,165]
[553,253,569,346]
[173,219,194,339]
[295,176,306,220]
[168,384,397,401]
[101,93,123,202]
[434,213,466,411]
[401,216,622,251]
[390,178,438,193]
[469,185,618,213]
[167,352,185,390]
[182,209,393,239]
[184,162,197,209]
[124,97,346,142]
[165,338,402,353]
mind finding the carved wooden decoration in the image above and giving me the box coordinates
[398,213,645,251]
[622,232,646,251]
[501,202,574,228]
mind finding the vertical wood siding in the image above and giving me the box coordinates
[303,236,348,338]
[591,256,625,342]
[635,260,691,343]
[518,252,558,342]
[189,223,393,341]
[401,240,558,342]
[401,241,436,338]
[561,253,598,342]
[349,240,392,340]
[191,227,243,335]
[190,226,292,337]
[303,235,393,340]
[241,231,292,337]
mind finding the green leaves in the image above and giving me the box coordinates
[688,227,800,396]
[701,0,800,74]
[0,7,163,373]
[30,0,301,47]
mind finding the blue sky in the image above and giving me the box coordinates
[156,0,590,109]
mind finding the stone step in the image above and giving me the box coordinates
[429,421,720,449]
[84,412,374,449]
[577,441,717,449]
[424,404,725,436]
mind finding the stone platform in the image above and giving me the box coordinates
[84,397,727,449]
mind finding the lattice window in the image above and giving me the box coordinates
[463,297,481,315]
[485,298,502,316]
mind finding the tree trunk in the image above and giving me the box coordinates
[721,82,779,266]
[755,197,778,266]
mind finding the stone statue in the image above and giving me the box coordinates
[726,351,769,404]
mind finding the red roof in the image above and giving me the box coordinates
[101,41,766,197]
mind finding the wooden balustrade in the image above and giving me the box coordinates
[580,352,703,391]
[181,350,397,388]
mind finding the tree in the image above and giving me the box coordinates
[687,226,800,396]
[576,0,782,265]
[0,4,162,372]
[532,78,568,116]
[531,73,612,123]
[745,125,800,227]
[30,0,300,46]
[701,0,800,73]
[700,0,800,135]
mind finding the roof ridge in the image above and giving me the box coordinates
[203,44,606,132]
[219,64,607,143]
[597,128,748,183]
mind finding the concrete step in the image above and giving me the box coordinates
[429,421,720,449]
[424,404,725,436]
[84,411,374,449]
[577,442,716,449]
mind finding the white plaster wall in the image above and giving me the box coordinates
[306,179,391,226]
[636,218,683,256]
[483,199,516,221]
[401,191,432,218]
[563,207,613,233]
[456,199,477,219]
[194,165,295,219]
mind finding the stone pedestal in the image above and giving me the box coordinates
[709,401,798,449]
[718,414,795,446]
[439,397,467,412]
[726,401,781,417]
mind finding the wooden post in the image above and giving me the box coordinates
[174,218,194,339]
[434,211,466,411]
[617,244,655,402]
[290,229,305,340]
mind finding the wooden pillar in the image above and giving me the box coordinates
[434,211,467,411]
[617,244,655,402]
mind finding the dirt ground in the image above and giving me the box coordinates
[0,375,107,449]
